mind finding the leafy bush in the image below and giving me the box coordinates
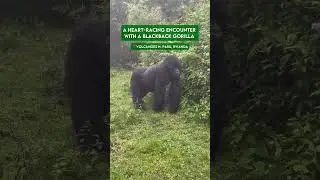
[214,0,320,178]
[0,0,107,25]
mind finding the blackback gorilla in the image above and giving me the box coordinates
[65,19,109,153]
[130,55,181,113]
[211,0,232,167]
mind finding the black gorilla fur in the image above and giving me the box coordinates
[211,28,230,165]
[64,19,109,153]
[211,0,232,167]
[130,55,181,113]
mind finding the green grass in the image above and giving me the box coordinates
[0,24,69,148]
[110,70,210,179]
[0,23,109,179]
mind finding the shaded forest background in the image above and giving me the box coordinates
[0,0,319,179]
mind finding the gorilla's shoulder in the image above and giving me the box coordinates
[132,68,147,74]
[70,19,109,45]
[75,18,108,30]
[144,65,159,74]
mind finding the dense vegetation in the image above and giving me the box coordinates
[216,1,320,179]
[0,0,319,179]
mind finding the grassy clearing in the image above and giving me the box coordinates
[0,24,73,177]
[110,70,210,179]
[0,25,69,146]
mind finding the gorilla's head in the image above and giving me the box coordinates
[162,55,181,80]
[312,21,320,34]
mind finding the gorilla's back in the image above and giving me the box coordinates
[142,66,158,92]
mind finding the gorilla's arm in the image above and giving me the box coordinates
[130,68,147,108]
[64,19,109,153]
[153,71,166,112]
[211,5,231,166]
[167,79,181,113]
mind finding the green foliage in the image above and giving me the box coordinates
[217,111,320,179]
[138,51,173,66]
[126,0,162,24]
[0,0,107,25]
[110,0,140,69]
[213,0,320,178]
[174,0,210,122]
[125,0,190,22]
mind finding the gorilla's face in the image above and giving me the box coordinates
[170,67,180,79]
[163,56,181,80]
[312,21,320,33]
